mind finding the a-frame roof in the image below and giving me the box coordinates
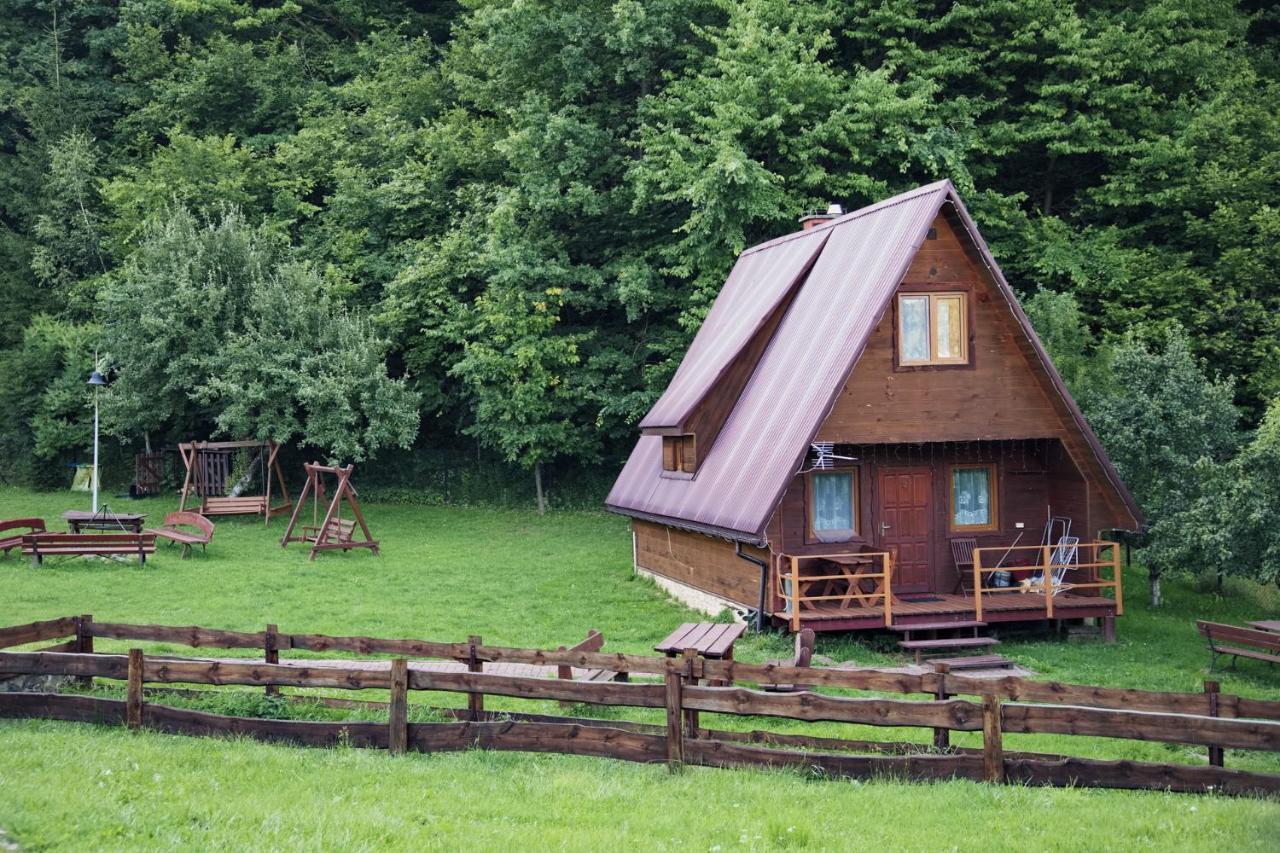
[607,181,1141,545]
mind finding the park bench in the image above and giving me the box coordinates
[1197,620,1280,672]
[302,518,357,545]
[554,630,629,685]
[145,512,215,559]
[0,518,45,557]
[201,496,273,516]
[22,532,155,566]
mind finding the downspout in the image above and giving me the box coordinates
[735,542,770,633]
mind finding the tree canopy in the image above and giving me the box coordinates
[1,1,1279,579]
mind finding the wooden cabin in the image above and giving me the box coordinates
[607,181,1142,635]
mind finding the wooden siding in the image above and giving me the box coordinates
[813,211,1132,534]
[633,520,765,607]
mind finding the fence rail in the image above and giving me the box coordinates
[972,541,1122,620]
[1,615,1279,797]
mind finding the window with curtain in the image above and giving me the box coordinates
[951,465,996,529]
[810,470,857,541]
[898,292,969,366]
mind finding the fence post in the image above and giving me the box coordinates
[681,648,700,737]
[932,663,951,750]
[1204,680,1223,768]
[75,614,94,688]
[664,665,684,771]
[127,648,144,730]
[264,624,279,698]
[389,658,408,755]
[981,694,1004,783]
[467,635,484,721]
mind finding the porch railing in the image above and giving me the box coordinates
[971,541,1122,621]
[777,552,894,632]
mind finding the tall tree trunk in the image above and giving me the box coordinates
[1149,569,1162,607]
[534,461,546,516]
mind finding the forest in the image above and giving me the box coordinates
[1,0,1278,596]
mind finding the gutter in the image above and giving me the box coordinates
[735,542,770,634]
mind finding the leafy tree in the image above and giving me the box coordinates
[101,206,419,461]
[1087,327,1241,604]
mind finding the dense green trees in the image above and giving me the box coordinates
[0,1,1278,579]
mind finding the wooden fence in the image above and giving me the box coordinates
[1,615,1279,797]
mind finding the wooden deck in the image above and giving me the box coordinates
[783,592,1117,633]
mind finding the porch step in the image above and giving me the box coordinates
[889,620,986,633]
[899,636,999,665]
[931,654,1016,671]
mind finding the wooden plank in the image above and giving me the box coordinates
[682,685,984,730]
[410,721,669,764]
[467,635,484,721]
[127,649,144,729]
[288,632,465,659]
[982,695,1003,783]
[0,651,129,679]
[1005,756,1280,797]
[1002,703,1280,752]
[389,658,408,755]
[90,622,267,650]
[264,624,279,698]
[0,616,79,649]
[0,692,127,724]
[665,669,683,768]
[408,669,666,709]
[685,739,985,783]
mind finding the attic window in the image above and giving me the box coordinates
[898,293,968,366]
[662,435,696,474]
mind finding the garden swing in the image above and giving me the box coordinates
[177,440,292,525]
[279,462,379,560]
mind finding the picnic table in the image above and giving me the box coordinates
[62,510,147,534]
[1248,620,1280,634]
[654,622,746,661]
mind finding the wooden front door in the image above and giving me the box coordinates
[876,467,933,593]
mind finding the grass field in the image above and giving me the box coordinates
[2,486,1279,850]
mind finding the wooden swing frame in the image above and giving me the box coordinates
[279,462,379,560]
[177,440,292,526]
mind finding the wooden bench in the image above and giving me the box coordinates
[302,518,357,544]
[1197,620,1280,672]
[764,628,815,693]
[0,518,45,557]
[145,512,215,558]
[201,496,269,516]
[930,654,1015,671]
[22,532,156,566]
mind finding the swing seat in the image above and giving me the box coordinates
[200,497,291,518]
[302,518,356,544]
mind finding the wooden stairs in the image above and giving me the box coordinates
[890,620,1014,669]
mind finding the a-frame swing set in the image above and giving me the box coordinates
[279,463,380,560]
[177,440,292,525]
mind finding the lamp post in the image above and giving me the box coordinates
[87,368,108,513]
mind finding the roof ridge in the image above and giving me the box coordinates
[742,180,953,256]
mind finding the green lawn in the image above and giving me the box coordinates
[1,486,1279,850]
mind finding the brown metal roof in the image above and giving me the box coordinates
[607,180,1142,544]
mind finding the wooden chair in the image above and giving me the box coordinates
[949,538,976,593]
[145,512,215,559]
[1,518,46,557]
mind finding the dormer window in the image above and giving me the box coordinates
[898,292,968,366]
[662,435,696,474]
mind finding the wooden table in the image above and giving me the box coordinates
[655,622,746,660]
[1248,620,1280,634]
[62,510,147,534]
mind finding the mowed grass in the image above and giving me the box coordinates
[2,486,1280,850]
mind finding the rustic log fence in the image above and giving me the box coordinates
[2,615,1279,797]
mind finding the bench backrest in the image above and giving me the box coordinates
[23,532,155,548]
[163,512,215,539]
[1196,620,1280,651]
[0,518,46,536]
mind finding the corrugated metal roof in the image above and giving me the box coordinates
[607,180,1142,544]
[639,228,830,428]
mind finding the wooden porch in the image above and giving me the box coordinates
[774,542,1122,634]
